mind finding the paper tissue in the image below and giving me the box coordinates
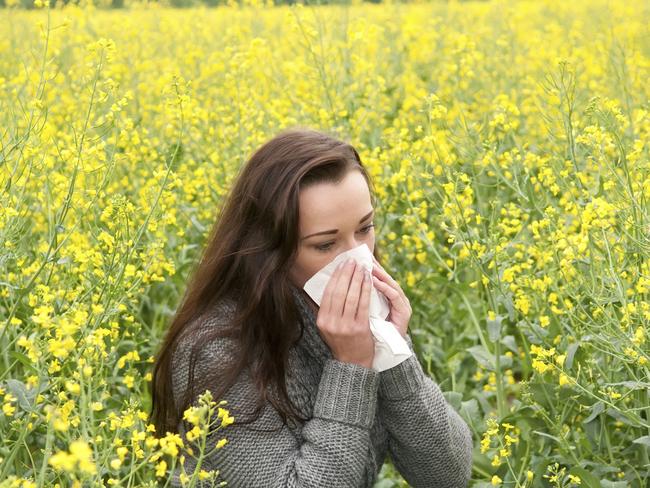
[303,243,413,372]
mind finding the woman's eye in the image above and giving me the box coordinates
[316,243,334,252]
[315,224,374,252]
[360,223,374,234]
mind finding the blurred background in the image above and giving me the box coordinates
[1,0,649,486]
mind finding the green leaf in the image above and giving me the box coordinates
[460,398,481,427]
[8,350,39,374]
[569,467,601,488]
[467,345,495,370]
[632,435,650,447]
[501,335,519,354]
[502,294,516,321]
[443,391,463,411]
[565,342,579,370]
[466,345,513,371]
[528,381,555,410]
[607,407,639,427]
[4,379,34,410]
[583,401,605,424]
[601,481,627,488]
[487,314,503,342]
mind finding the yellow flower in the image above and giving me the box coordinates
[491,454,501,467]
[491,474,503,486]
[116,446,129,460]
[221,412,235,427]
[185,425,202,442]
[608,390,622,400]
[480,435,491,453]
[183,406,201,426]
[532,359,551,374]
[65,381,81,395]
[49,450,75,472]
[559,373,571,386]
[3,393,16,416]
[568,474,582,485]
[49,439,96,475]
[632,326,645,346]
[155,460,167,477]
[160,433,184,457]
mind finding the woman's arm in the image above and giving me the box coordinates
[169,327,380,488]
[377,334,474,488]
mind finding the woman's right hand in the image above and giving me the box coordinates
[316,257,375,369]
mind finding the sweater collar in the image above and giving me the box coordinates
[290,284,333,363]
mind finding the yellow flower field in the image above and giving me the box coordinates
[1,0,649,486]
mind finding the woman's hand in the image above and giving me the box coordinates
[316,257,375,369]
[371,255,412,339]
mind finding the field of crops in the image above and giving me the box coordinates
[1,0,650,486]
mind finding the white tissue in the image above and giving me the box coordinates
[303,243,413,372]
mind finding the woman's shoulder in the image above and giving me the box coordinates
[170,295,243,411]
[173,295,241,365]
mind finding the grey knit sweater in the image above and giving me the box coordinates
[169,285,473,487]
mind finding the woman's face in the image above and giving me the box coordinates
[289,169,375,291]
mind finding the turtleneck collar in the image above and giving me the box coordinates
[290,284,333,363]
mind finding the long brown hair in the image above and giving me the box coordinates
[149,127,383,438]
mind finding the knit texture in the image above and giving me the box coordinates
[168,285,473,487]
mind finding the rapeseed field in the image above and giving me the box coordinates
[1,0,649,486]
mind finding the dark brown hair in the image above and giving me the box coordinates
[149,127,383,438]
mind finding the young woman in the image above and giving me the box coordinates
[150,128,474,487]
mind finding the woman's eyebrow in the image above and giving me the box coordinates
[301,209,374,241]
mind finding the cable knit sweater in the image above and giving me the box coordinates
[169,285,473,487]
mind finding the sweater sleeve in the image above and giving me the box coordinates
[169,326,381,488]
[377,333,474,488]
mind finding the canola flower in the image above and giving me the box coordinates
[1,0,649,486]
[48,439,97,476]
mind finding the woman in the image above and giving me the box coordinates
[149,127,474,487]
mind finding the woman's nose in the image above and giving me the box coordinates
[342,237,368,254]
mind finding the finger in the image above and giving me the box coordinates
[356,268,372,322]
[343,263,365,319]
[372,268,401,296]
[375,276,410,310]
[371,263,396,285]
[373,277,412,310]
[331,259,356,317]
[321,259,346,316]
[372,266,408,301]
[372,276,402,302]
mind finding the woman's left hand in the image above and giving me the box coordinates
[371,255,412,339]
